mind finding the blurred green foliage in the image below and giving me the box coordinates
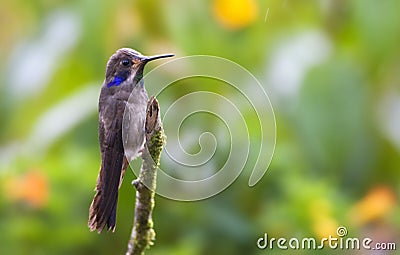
[0,0,399,254]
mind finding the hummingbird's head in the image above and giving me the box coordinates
[105,48,174,88]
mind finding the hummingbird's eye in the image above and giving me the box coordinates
[121,59,130,66]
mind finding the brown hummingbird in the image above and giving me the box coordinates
[88,48,173,233]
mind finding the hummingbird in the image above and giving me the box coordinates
[88,48,174,233]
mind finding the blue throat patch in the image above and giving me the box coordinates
[107,76,125,87]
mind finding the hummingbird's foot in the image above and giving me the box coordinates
[132,178,145,191]
[132,179,140,188]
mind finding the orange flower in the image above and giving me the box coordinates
[4,170,49,208]
[349,186,396,226]
[213,0,258,30]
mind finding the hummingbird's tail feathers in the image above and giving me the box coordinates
[88,119,125,233]
[88,163,119,233]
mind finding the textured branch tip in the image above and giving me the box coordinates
[126,96,165,255]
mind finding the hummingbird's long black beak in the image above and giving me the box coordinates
[144,53,175,62]
[133,53,174,83]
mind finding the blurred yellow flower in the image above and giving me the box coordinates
[309,198,338,239]
[212,0,258,30]
[4,170,49,208]
[349,186,396,226]
[313,217,338,239]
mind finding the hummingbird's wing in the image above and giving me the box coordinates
[89,100,127,233]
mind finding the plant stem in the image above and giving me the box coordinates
[126,97,165,255]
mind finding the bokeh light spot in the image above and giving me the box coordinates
[212,0,258,30]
